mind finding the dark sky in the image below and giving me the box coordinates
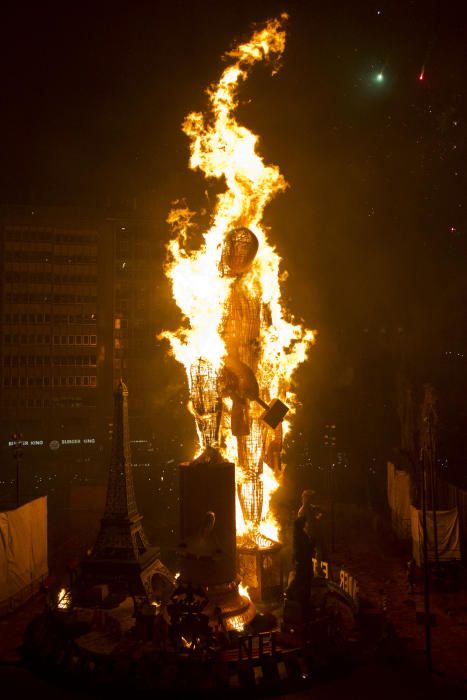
[1,0,466,456]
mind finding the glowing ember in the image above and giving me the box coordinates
[57,588,71,610]
[162,14,314,545]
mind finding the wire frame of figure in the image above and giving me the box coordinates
[219,227,259,277]
[221,284,261,372]
[189,358,222,449]
[238,477,264,529]
[236,417,264,478]
[236,418,265,528]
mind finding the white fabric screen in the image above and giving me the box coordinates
[410,505,461,565]
[0,496,48,615]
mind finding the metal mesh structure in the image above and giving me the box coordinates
[222,284,261,372]
[104,381,137,519]
[189,359,222,450]
[237,478,264,529]
[236,417,265,529]
[236,419,264,477]
[219,227,259,277]
[185,226,281,539]
[219,229,268,534]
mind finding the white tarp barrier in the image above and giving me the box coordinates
[410,505,461,565]
[0,496,48,615]
[387,462,411,539]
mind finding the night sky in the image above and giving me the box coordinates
[1,1,466,481]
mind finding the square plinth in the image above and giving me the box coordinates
[237,544,283,603]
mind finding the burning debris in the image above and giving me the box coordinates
[161,14,314,546]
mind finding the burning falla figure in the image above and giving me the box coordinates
[189,227,288,545]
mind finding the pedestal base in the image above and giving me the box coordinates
[237,542,283,603]
[78,552,174,603]
[204,579,256,631]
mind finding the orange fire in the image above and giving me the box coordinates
[162,14,314,544]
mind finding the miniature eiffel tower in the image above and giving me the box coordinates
[80,381,169,598]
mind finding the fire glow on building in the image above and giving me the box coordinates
[162,15,314,560]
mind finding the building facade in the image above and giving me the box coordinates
[0,206,166,495]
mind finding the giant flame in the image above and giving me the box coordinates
[162,14,314,544]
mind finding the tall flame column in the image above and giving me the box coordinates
[162,14,314,574]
